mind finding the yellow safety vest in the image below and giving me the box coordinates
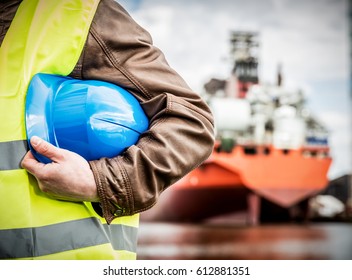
[0,0,139,260]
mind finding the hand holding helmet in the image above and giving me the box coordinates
[21,136,98,202]
[22,73,149,202]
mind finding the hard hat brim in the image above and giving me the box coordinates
[25,73,67,164]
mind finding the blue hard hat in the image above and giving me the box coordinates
[25,73,149,163]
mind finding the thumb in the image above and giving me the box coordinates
[30,136,64,162]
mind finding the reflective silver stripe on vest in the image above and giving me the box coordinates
[0,140,28,170]
[0,218,138,259]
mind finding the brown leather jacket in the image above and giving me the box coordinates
[0,0,215,223]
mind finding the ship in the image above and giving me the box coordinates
[141,31,332,224]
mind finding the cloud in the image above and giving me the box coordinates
[119,0,351,179]
[117,0,142,11]
[124,0,348,88]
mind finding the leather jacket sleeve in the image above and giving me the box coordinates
[70,0,215,223]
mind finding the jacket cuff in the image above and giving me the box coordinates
[89,159,131,224]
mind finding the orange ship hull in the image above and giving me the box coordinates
[141,144,332,223]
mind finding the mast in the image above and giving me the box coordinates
[230,31,259,98]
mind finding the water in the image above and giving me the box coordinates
[137,221,352,260]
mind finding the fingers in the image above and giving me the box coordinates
[21,136,64,178]
[29,136,64,162]
[21,150,46,176]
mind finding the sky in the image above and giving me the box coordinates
[117,0,352,180]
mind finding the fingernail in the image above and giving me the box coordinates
[31,136,41,146]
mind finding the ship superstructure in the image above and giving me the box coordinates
[141,31,332,224]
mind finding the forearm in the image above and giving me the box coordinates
[89,93,214,223]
